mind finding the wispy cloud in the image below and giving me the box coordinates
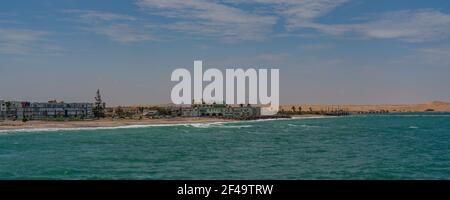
[61,2,450,43]
[6,1,449,46]
[135,0,277,40]
[355,10,450,42]
[0,28,58,55]
[74,10,137,21]
[227,1,450,43]
[307,9,450,42]
[65,10,155,43]
[227,0,348,29]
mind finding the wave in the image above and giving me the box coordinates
[288,123,323,128]
[188,122,252,129]
[188,122,225,128]
[0,121,256,134]
[291,116,336,119]
[0,123,191,134]
[0,115,333,134]
[222,125,253,128]
[300,124,322,128]
[237,116,334,124]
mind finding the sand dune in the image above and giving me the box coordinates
[281,101,450,113]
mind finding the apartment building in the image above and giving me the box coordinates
[0,100,93,120]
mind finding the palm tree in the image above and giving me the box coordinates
[298,106,302,113]
[291,106,296,113]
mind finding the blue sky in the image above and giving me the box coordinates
[1,0,450,105]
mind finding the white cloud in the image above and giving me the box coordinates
[87,24,153,43]
[78,10,137,21]
[0,28,55,54]
[226,1,450,43]
[356,10,450,42]
[58,3,450,44]
[225,0,348,28]
[290,9,450,43]
[136,0,277,40]
[66,10,155,43]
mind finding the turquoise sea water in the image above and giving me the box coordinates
[1,113,450,180]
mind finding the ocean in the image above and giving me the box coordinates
[1,113,450,180]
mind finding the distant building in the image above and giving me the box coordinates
[142,109,159,117]
[0,100,6,119]
[170,103,261,118]
[0,100,93,120]
[30,101,93,119]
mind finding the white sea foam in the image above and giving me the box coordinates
[189,123,214,128]
[243,116,332,123]
[0,121,254,133]
[287,123,323,128]
[0,123,189,134]
[300,124,322,128]
[0,115,334,134]
[221,125,253,128]
[188,122,252,129]
[292,116,332,119]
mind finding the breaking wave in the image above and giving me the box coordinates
[0,115,335,134]
[0,124,189,134]
[188,122,253,129]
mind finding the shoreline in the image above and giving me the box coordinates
[0,115,328,132]
[0,117,236,132]
[2,112,448,132]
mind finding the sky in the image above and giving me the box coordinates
[1,0,450,105]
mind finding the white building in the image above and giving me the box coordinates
[30,102,93,119]
[175,103,261,118]
[0,100,93,120]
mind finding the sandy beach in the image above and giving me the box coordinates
[0,117,235,131]
[2,101,449,131]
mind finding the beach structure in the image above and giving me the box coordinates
[142,109,159,117]
[0,100,93,120]
[169,103,262,119]
[1,101,30,119]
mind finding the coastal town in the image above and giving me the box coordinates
[0,99,284,121]
[2,90,450,131]
[0,91,270,121]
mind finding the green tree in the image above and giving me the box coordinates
[115,106,125,118]
[93,89,105,119]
